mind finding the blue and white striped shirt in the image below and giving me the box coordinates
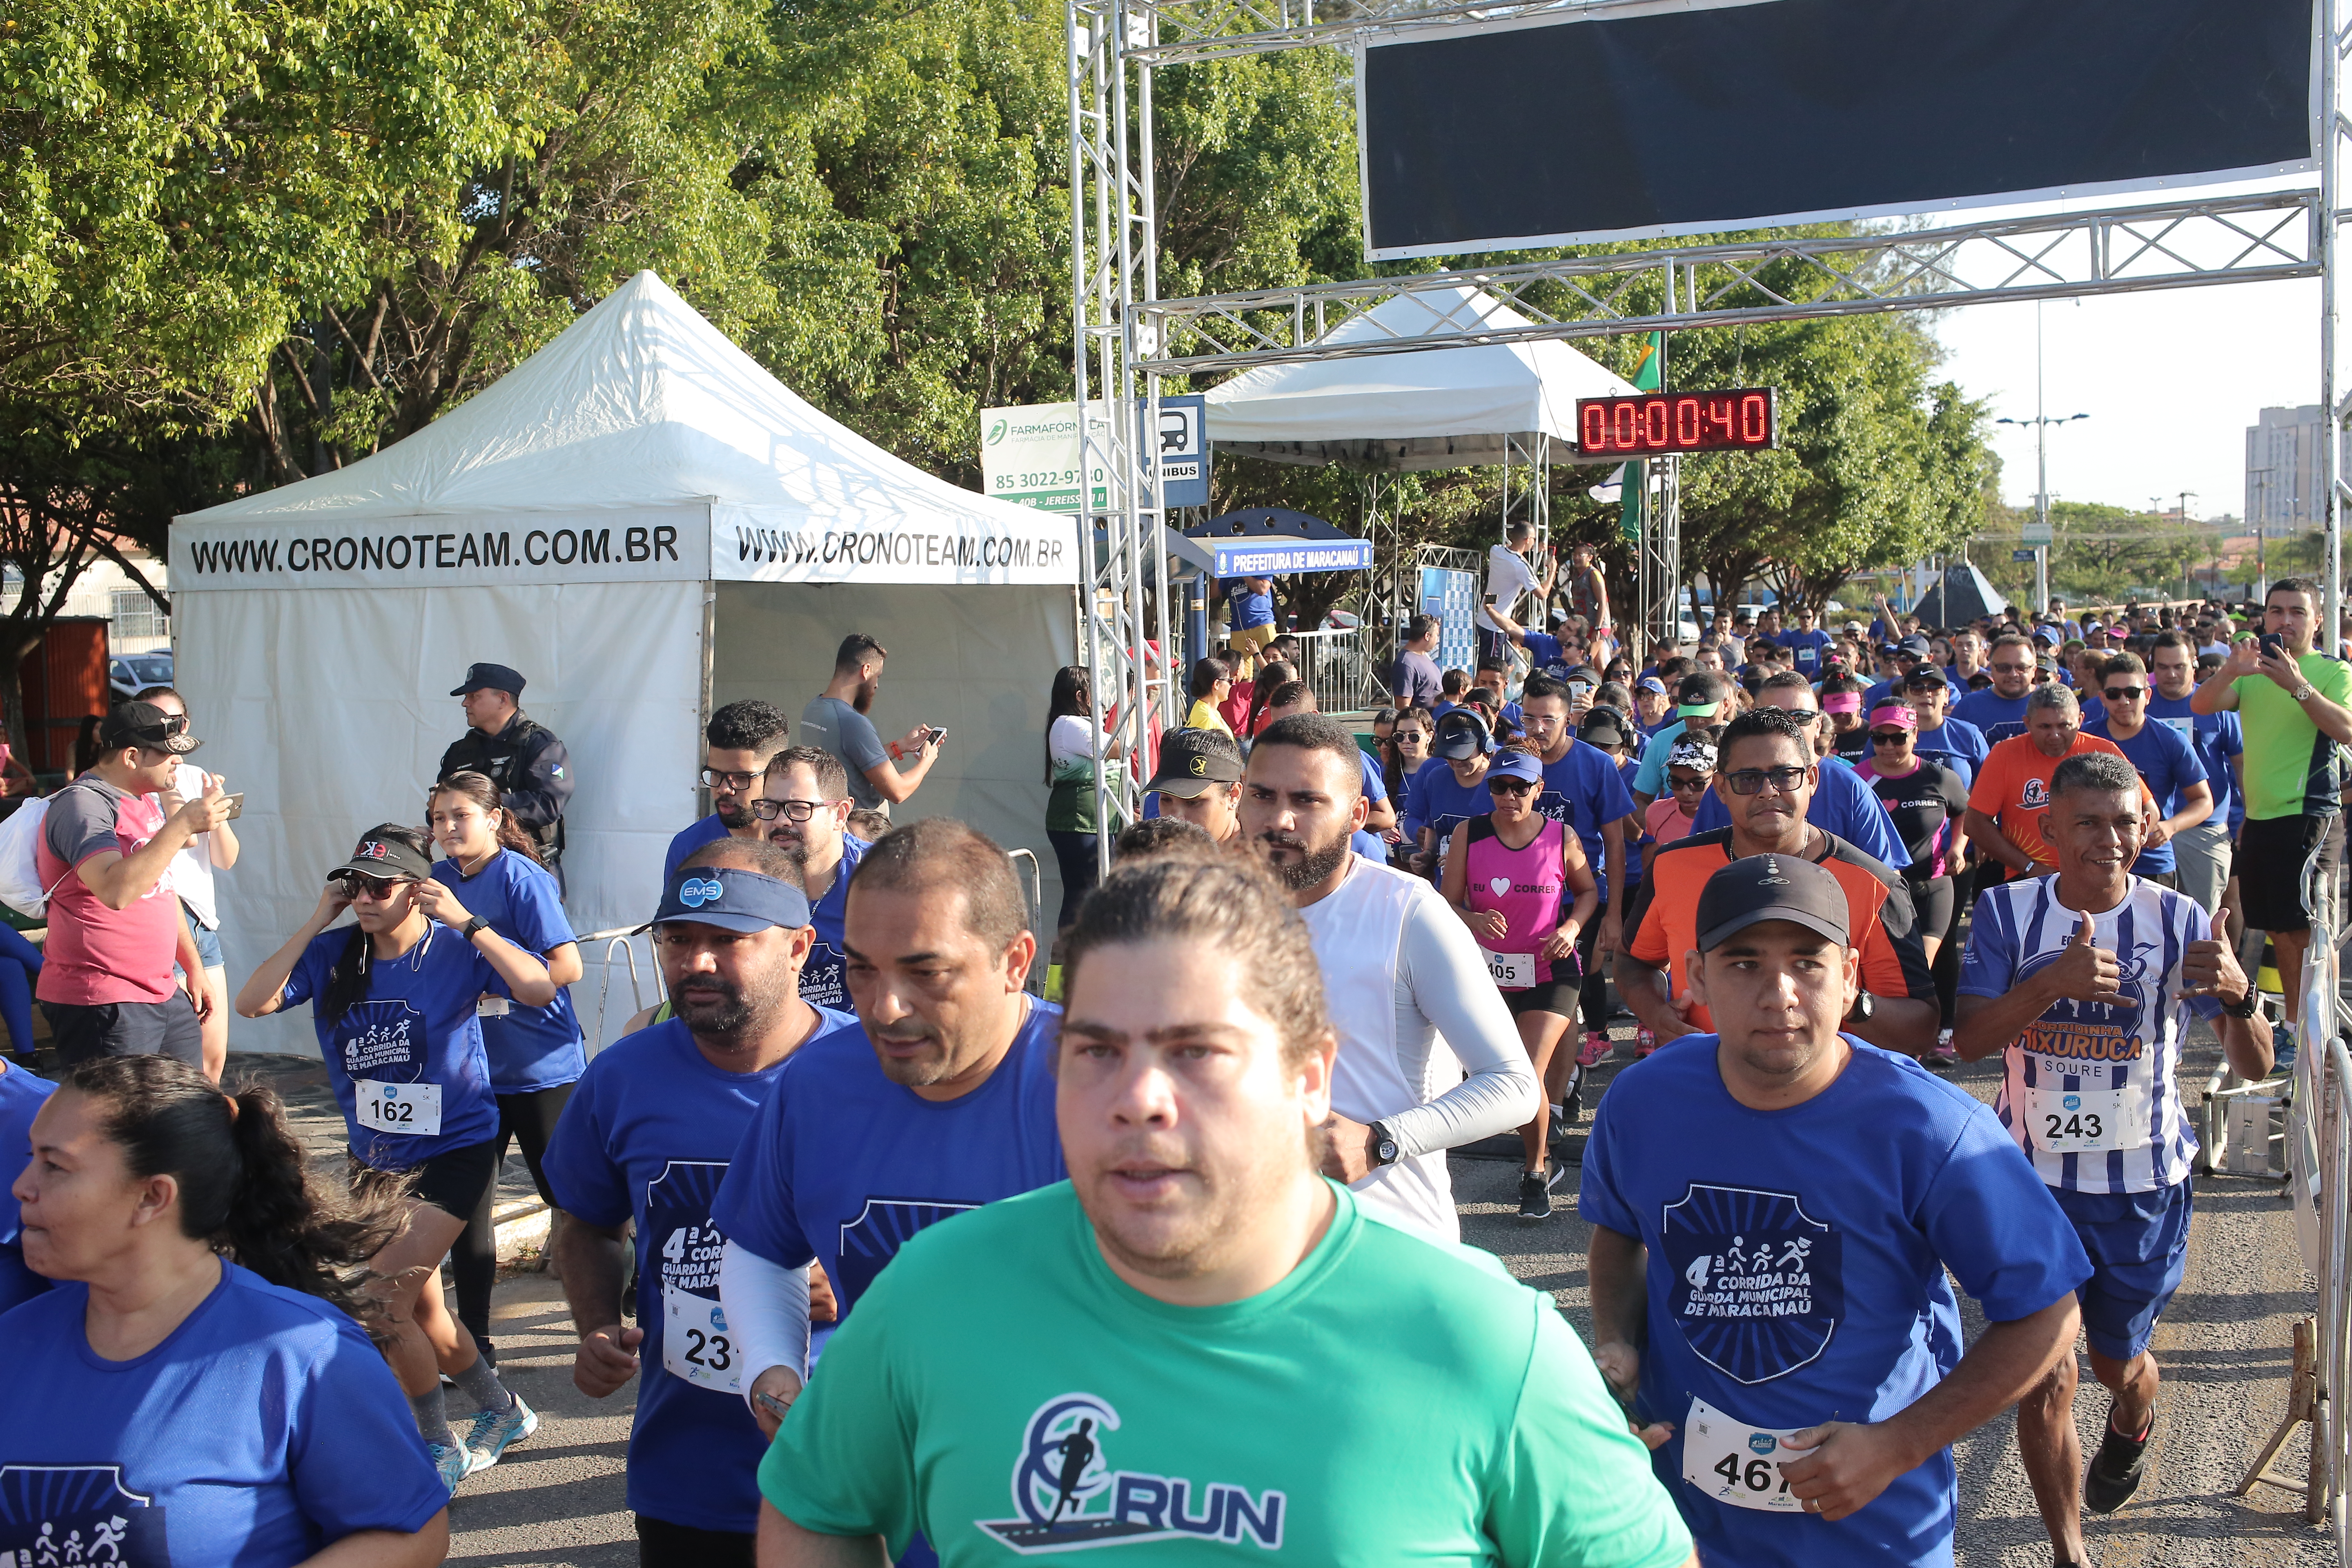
[1958,876,2215,1193]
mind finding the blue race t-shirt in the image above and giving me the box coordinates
[1689,754,1909,870]
[2145,693,2244,829]
[1352,752,1390,864]
[799,835,870,1012]
[1777,629,1832,675]
[1401,757,1495,847]
[1911,717,1986,789]
[1519,630,1575,682]
[541,1010,853,1534]
[0,1060,57,1312]
[0,1262,447,1568]
[1950,689,2029,735]
[282,924,502,1170]
[662,813,733,892]
[1534,739,1636,902]
[1579,1038,2090,1568]
[1225,581,1275,630]
[712,1002,1067,1319]
[430,849,583,1092]
[2081,718,2208,875]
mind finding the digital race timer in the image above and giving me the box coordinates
[1575,388,1778,456]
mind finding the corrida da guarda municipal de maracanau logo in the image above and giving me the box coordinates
[976,1395,1285,1554]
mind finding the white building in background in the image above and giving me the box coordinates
[2245,405,2352,535]
[1,549,172,655]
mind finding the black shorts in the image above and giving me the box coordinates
[637,1515,754,1568]
[42,991,203,1070]
[1903,874,1955,940]
[2239,813,2345,933]
[1505,977,1581,1017]
[352,1139,501,1222]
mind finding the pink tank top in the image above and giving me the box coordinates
[1464,815,1568,986]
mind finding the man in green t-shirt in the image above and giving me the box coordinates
[756,855,1695,1568]
[2191,576,2352,1062]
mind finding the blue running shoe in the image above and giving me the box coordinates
[465,1394,538,1473]
[429,1440,472,1495]
[2274,1023,2298,1076]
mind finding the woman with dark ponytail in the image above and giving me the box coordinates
[236,824,557,1496]
[0,1056,450,1567]
[425,771,584,1369]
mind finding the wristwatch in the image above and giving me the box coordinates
[1368,1120,1400,1168]
[2224,982,2262,1020]
[461,916,491,941]
[2292,680,2317,702]
[1846,989,1877,1023]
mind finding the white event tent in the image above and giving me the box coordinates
[1201,285,1640,469]
[175,271,1077,1051]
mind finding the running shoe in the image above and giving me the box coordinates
[2082,1410,2152,1514]
[1575,1030,1609,1068]
[2274,1023,2298,1076]
[1929,1029,1958,1069]
[465,1393,538,1473]
[1635,1029,1659,1057]
[1517,1170,1554,1221]
[429,1440,472,1495]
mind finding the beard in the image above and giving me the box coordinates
[1255,829,1351,891]
[714,797,753,829]
[853,677,878,715]
[672,964,793,1045]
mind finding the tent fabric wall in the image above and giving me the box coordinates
[711,582,1078,933]
[179,579,704,1053]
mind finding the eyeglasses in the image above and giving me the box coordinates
[1723,765,1809,795]
[1989,661,2029,675]
[700,767,760,792]
[1488,778,1537,797]
[1668,774,1712,793]
[1870,731,1911,745]
[2103,686,2147,700]
[751,797,829,822]
[334,872,412,900]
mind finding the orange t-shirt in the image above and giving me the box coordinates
[1964,733,2154,869]
[1624,829,1935,1033]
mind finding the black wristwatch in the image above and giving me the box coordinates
[461,916,491,942]
[2224,983,2262,1020]
[1846,989,1877,1023]
[1368,1120,1400,1168]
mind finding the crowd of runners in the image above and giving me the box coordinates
[0,567,2344,1568]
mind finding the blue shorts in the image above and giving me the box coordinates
[2049,1178,2193,1361]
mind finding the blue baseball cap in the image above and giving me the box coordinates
[646,866,811,933]
[1487,749,1544,784]
[1636,675,1668,695]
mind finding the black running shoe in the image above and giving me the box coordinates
[1517,1171,1554,1221]
[2082,1412,2152,1514]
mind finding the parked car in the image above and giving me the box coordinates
[109,651,174,703]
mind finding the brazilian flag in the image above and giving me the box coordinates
[1617,333,1663,545]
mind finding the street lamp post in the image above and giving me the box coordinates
[1996,410,2090,614]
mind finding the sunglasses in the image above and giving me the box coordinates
[334,872,413,900]
[1395,731,1429,745]
[1723,766,1809,795]
[1667,774,1712,792]
[1488,778,1538,797]
[1989,661,2029,675]
[1870,730,1911,745]
[2103,686,2146,700]
[751,797,829,822]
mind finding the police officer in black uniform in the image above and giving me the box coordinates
[440,662,574,887]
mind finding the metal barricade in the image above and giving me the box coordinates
[576,927,657,1057]
[1287,625,1379,715]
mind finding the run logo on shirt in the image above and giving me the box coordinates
[338,1000,426,1077]
[977,1395,1285,1554]
[1659,1185,1844,1385]
[0,1464,170,1566]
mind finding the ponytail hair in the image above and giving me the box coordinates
[427,771,542,866]
[320,824,435,1028]
[59,1057,411,1341]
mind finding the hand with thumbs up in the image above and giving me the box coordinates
[2038,906,2132,1009]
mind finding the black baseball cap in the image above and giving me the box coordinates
[1903,665,1951,691]
[1145,729,1244,797]
[646,864,812,934]
[1578,706,1631,748]
[452,662,527,697]
[99,701,201,755]
[1695,854,1851,953]
[1434,708,1491,760]
[329,826,433,883]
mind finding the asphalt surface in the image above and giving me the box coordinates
[228,1006,2335,1568]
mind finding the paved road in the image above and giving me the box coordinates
[226,1016,2334,1567]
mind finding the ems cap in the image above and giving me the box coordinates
[452,662,528,697]
[647,866,812,934]
[1145,728,1244,797]
[99,701,201,756]
[1487,749,1543,784]
[1695,854,1851,953]
[329,826,433,883]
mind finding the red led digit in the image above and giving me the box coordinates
[1642,399,1667,447]
[1707,394,1733,441]
[1583,403,1610,450]
[1614,403,1638,448]
[1674,396,1700,446]
[1741,393,1768,444]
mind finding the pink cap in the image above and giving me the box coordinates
[1868,702,1918,730]
[1821,692,1864,715]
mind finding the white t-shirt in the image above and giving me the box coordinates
[1479,543,1537,632]
[1047,714,1098,770]
[164,760,220,933]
